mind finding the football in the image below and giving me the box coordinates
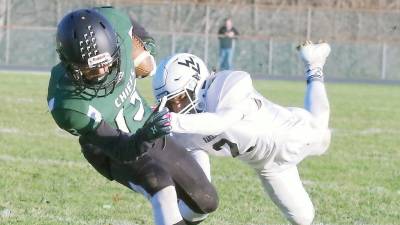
[132,35,155,78]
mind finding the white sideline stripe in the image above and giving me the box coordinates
[303,179,396,195]
[18,212,140,225]
[44,215,139,225]
[0,128,19,133]
[331,127,399,135]
[2,96,35,103]
[0,127,76,139]
[1,204,140,225]
[37,215,88,225]
[358,128,398,135]
[2,196,142,225]
[0,71,50,76]
[0,154,87,168]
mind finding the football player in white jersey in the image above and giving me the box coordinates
[152,41,331,225]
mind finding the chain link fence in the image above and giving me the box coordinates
[0,0,399,81]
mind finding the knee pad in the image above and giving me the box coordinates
[136,156,175,196]
[194,185,219,214]
[176,182,219,214]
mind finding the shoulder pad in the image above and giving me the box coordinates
[206,71,253,111]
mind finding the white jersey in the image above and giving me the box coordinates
[170,71,330,169]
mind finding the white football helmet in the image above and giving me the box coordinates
[153,53,210,114]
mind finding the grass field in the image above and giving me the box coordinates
[0,72,399,225]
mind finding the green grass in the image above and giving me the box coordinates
[0,72,399,225]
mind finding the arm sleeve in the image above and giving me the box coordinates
[51,109,146,162]
[170,109,243,135]
[170,71,260,135]
[80,120,148,163]
[51,108,98,136]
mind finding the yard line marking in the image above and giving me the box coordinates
[0,127,19,133]
[0,70,49,76]
[331,127,400,136]
[358,128,398,135]
[2,96,34,103]
[17,213,141,225]
[0,154,87,168]
[0,126,76,139]
[303,179,396,195]
[29,214,92,225]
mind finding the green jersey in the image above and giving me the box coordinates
[47,7,152,136]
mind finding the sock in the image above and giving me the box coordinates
[304,77,330,129]
[151,186,183,225]
[178,200,209,224]
[306,67,324,84]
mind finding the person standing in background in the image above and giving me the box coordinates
[218,17,239,70]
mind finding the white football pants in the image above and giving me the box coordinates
[184,81,331,225]
[257,80,331,225]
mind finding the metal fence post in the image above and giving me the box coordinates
[204,3,210,65]
[170,2,175,55]
[268,38,273,76]
[5,0,10,65]
[306,7,311,40]
[381,42,387,80]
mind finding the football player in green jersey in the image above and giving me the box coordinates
[47,7,217,225]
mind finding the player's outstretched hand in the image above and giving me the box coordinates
[140,107,171,141]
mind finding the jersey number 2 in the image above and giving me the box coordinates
[212,138,239,157]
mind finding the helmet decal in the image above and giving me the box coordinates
[177,57,201,74]
[87,52,112,68]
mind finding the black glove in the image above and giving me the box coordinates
[136,108,171,142]
[81,111,171,163]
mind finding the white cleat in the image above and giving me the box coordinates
[297,40,331,82]
[298,40,331,70]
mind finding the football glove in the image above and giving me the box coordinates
[136,107,171,142]
[80,108,171,163]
